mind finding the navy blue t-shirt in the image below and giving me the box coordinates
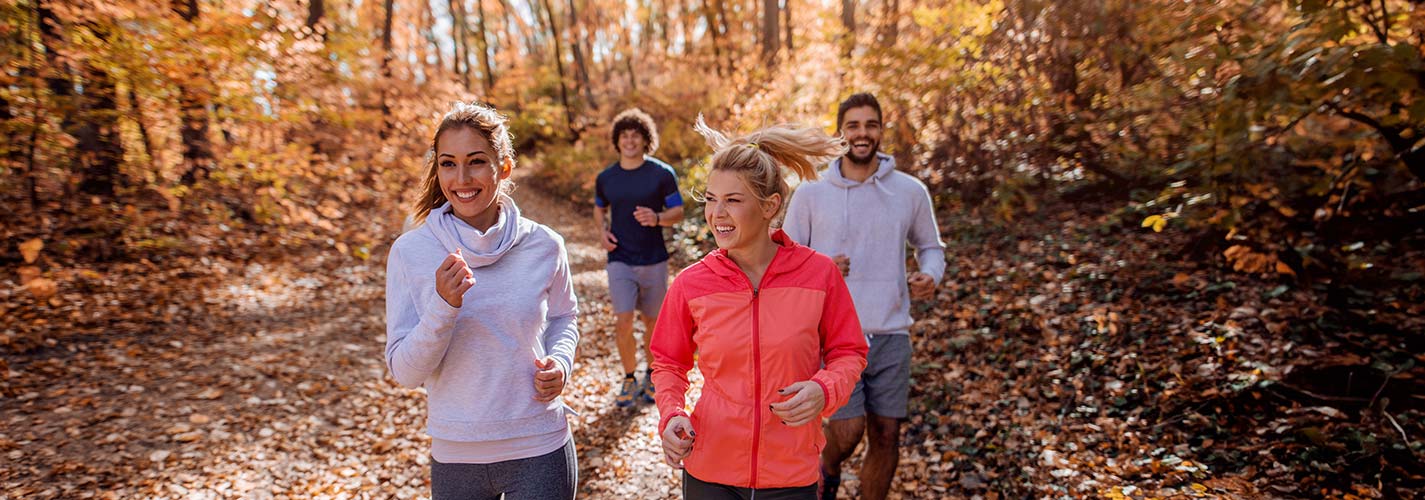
[594,158,684,266]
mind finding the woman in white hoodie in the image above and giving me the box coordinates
[385,101,580,499]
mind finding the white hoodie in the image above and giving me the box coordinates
[783,153,946,336]
[385,195,579,461]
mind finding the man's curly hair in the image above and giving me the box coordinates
[610,108,659,155]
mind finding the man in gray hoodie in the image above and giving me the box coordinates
[783,92,946,500]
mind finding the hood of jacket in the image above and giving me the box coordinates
[699,229,816,287]
[424,193,530,268]
[821,152,896,190]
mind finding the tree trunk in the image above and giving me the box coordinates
[1,11,16,170]
[422,0,444,76]
[879,0,898,47]
[761,0,779,64]
[451,0,468,87]
[7,8,40,209]
[530,0,549,48]
[540,0,578,139]
[701,0,726,76]
[658,1,671,51]
[35,0,68,206]
[38,1,75,167]
[175,88,212,185]
[172,0,214,185]
[25,100,39,210]
[1,89,15,176]
[127,85,158,169]
[306,0,325,41]
[625,55,637,91]
[458,10,477,91]
[714,0,730,73]
[840,0,854,58]
[74,61,125,196]
[679,0,694,54]
[475,0,496,92]
[0,95,9,151]
[567,0,597,110]
[841,0,854,31]
[785,0,793,52]
[379,0,394,140]
[642,0,659,52]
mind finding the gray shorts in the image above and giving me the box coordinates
[607,260,669,317]
[830,333,912,420]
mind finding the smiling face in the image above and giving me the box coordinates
[617,128,647,161]
[703,169,779,253]
[436,127,511,231]
[839,105,882,165]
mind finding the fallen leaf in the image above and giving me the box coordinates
[1308,406,1345,419]
[17,266,41,286]
[19,238,43,264]
[148,450,171,463]
[26,278,58,301]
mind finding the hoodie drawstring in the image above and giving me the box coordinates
[833,154,896,254]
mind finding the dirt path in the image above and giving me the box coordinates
[512,178,689,499]
[1,173,962,499]
[7,166,1420,499]
[0,179,695,499]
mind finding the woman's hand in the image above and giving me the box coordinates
[660,416,696,469]
[532,357,566,403]
[436,249,476,307]
[769,381,825,427]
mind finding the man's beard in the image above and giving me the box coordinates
[847,141,879,165]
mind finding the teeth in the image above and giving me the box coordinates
[454,190,480,200]
[715,225,734,232]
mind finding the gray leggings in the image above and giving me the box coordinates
[431,439,577,500]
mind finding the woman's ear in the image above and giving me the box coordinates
[498,157,514,179]
[762,193,782,220]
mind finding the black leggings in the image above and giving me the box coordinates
[683,471,816,500]
[431,439,577,500]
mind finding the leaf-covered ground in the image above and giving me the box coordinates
[2,181,1423,499]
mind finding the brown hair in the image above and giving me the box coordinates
[611,108,659,154]
[835,93,883,133]
[411,101,517,224]
[693,114,847,221]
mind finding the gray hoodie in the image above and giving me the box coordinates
[385,195,579,453]
[783,153,946,335]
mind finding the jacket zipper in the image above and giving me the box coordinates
[750,284,762,490]
[737,249,779,491]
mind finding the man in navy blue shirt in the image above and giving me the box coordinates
[593,108,684,408]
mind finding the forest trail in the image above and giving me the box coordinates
[8,165,1405,499]
[1,173,906,499]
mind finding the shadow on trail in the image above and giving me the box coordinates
[575,405,654,479]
